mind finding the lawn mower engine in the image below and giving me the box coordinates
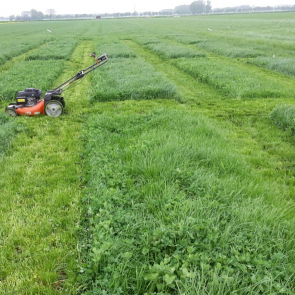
[6,88,65,117]
[17,88,42,106]
[5,52,108,118]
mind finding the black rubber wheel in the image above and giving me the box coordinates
[5,108,17,117]
[45,100,63,117]
[60,98,65,108]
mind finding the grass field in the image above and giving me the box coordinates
[1,13,295,294]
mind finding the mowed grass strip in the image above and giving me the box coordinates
[89,56,177,102]
[0,41,93,294]
[79,108,295,294]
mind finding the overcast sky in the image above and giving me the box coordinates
[1,0,295,16]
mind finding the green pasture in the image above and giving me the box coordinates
[0,12,295,294]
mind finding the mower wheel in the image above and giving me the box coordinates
[5,108,18,117]
[45,100,63,117]
[58,98,65,108]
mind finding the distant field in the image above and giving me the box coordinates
[0,13,295,295]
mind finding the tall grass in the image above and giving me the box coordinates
[173,57,294,99]
[0,60,65,100]
[89,57,177,102]
[143,42,206,59]
[25,39,78,60]
[271,104,295,134]
[0,113,21,156]
[251,57,295,77]
[0,21,94,65]
[97,42,137,58]
[79,109,295,295]
[0,39,47,66]
[196,39,262,58]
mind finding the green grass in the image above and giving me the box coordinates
[0,112,21,157]
[195,39,262,58]
[0,41,92,295]
[90,57,178,102]
[0,21,94,66]
[79,107,295,294]
[1,13,295,295]
[25,39,78,60]
[97,41,137,58]
[0,60,65,101]
[143,42,206,59]
[173,57,295,99]
[271,104,295,134]
[251,57,295,77]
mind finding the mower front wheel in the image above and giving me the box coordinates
[5,107,18,117]
[45,100,63,117]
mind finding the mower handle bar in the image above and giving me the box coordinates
[53,53,108,91]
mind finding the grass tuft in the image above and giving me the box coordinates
[0,112,21,157]
[25,39,78,61]
[271,104,295,134]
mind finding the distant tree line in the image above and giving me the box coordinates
[212,5,295,13]
[8,9,56,21]
[174,1,212,15]
[3,2,295,21]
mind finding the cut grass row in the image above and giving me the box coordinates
[79,107,295,294]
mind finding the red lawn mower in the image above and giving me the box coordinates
[5,52,108,118]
